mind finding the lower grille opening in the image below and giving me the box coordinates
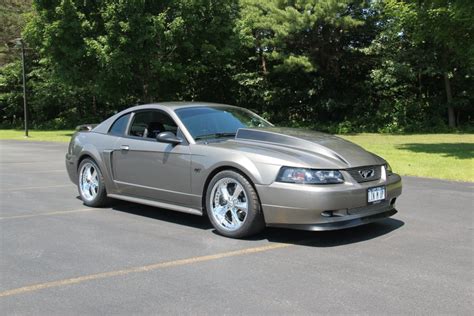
[390,198,397,205]
[321,210,346,218]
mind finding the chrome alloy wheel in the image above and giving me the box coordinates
[210,177,248,231]
[79,162,99,201]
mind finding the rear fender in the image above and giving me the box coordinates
[73,133,117,194]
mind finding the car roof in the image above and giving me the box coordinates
[127,102,239,111]
[92,102,241,135]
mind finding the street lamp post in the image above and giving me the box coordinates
[8,38,29,137]
[20,39,28,137]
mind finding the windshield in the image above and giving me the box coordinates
[175,106,272,140]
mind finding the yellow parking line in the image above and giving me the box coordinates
[0,208,103,220]
[0,170,64,174]
[0,161,60,164]
[1,184,72,191]
[0,243,290,298]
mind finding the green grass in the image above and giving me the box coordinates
[1,129,472,182]
[0,129,74,142]
[340,134,474,182]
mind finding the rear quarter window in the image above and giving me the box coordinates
[109,113,131,136]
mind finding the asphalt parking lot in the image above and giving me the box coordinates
[0,140,472,315]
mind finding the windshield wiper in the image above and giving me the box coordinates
[194,132,236,141]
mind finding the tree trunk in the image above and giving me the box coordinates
[143,82,149,103]
[443,71,455,128]
[92,95,97,115]
[255,32,267,75]
[257,45,267,74]
[418,71,422,98]
[261,53,268,74]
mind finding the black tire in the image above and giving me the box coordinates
[77,158,110,207]
[206,170,265,238]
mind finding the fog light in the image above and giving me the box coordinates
[321,210,346,217]
[321,211,333,217]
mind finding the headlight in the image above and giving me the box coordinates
[384,163,393,176]
[276,167,344,184]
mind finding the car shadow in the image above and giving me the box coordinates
[396,142,474,159]
[110,201,213,230]
[109,200,404,247]
[254,219,404,247]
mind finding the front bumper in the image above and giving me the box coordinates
[256,173,402,230]
[269,209,397,231]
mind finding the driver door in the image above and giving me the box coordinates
[111,109,192,206]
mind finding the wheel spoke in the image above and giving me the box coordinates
[230,208,241,225]
[214,205,229,227]
[235,202,248,213]
[232,184,243,200]
[219,183,230,201]
[86,166,92,179]
[220,214,230,227]
[91,170,97,182]
[83,182,90,193]
[214,205,227,218]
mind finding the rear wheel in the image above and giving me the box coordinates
[78,158,109,207]
[206,170,265,238]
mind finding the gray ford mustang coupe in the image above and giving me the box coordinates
[66,102,402,238]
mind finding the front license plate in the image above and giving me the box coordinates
[368,186,386,203]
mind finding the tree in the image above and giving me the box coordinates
[1,0,472,130]
[24,0,239,108]
[370,0,474,128]
[236,0,378,126]
[0,0,32,65]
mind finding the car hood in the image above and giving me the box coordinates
[204,127,385,169]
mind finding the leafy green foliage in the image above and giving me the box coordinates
[0,0,32,65]
[0,0,472,131]
[235,0,376,126]
[363,0,474,130]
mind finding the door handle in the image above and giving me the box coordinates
[120,145,130,151]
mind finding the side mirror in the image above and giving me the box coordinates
[156,131,183,145]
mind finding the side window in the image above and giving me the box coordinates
[128,110,178,139]
[109,113,131,136]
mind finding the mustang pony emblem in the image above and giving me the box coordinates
[359,168,375,179]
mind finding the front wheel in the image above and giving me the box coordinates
[206,170,265,238]
[78,158,109,207]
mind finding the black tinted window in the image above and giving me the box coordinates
[175,106,271,140]
[109,113,131,135]
[129,110,178,139]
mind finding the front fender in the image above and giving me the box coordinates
[189,145,282,203]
